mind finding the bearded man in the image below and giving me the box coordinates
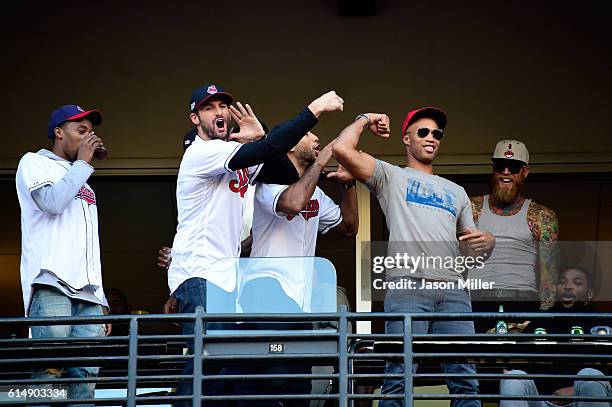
[469,140,559,328]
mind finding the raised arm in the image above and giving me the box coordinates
[227,91,344,170]
[276,141,334,216]
[332,113,390,182]
[30,133,102,216]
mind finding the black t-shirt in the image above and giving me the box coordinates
[524,304,609,394]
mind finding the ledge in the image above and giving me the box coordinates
[1,153,612,176]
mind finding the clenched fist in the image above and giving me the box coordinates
[363,113,391,138]
[308,91,344,117]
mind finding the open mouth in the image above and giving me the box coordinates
[214,118,226,130]
[561,292,576,302]
[424,145,435,153]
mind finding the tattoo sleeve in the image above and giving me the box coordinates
[470,196,484,225]
[530,205,560,310]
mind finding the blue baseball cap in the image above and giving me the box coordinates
[48,105,102,139]
[189,84,233,113]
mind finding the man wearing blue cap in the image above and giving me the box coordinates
[15,104,110,404]
[168,84,344,402]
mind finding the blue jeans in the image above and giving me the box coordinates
[500,368,612,407]
[173,277,208,405]
[29,285,104,406]
[380,278,480,407]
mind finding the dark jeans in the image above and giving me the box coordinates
[380,277,480,407]
[235,277,312,407]
[173,277,309,406]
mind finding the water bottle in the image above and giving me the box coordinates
[495,304,508,334]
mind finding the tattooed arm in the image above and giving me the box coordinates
[470,195,484,225]
[527,203,560,310]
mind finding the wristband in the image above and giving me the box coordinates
[355,114,370,127]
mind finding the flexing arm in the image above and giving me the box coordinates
[332,113,390,182]
[31,160,94,216]
[276,142,334,216]
[227,91,344,170]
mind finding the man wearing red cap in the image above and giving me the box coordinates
[333,108,494,406]
[15,104,110,404]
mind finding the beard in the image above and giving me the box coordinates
[294,145,316,165]
[490,176,524,205]
[199,121,228,141]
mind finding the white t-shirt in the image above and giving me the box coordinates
[167,136,261,294]
[247,183,342,311]
[15,150,104,314]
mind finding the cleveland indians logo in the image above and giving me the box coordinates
[76,186,96,205]
[229,168,249,198]
[207,85,218,95]
[504,143,514,158]
[286,199,320,221]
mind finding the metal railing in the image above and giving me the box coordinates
[0,309,610,406]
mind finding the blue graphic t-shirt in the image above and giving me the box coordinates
[366,160,475,281]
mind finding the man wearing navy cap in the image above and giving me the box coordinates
[333,108,495,406]
[15,104,109,404]
[167,84,344,402]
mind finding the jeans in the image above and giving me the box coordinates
[379,278,480,407]
[29,285,104,406]
[173,277,209,406]
[500,368,612,407]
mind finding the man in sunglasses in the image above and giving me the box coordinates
[333,107,495,407]
[469,140,559,330]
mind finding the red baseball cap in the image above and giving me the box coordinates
[401,107,447,136]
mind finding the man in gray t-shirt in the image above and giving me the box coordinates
[333,107,494,407]
[368,160,476,282]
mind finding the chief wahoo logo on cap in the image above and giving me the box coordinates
[504,143,514,158]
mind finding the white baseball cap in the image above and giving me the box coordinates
[492,140,529,165]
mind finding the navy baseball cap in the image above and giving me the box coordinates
[48,105,102,139]
[189,84,233,112]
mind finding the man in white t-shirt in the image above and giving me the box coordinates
[168,84,344,401]
[16,104,109,404]
[248,132,358,309]
[227,129,357,406]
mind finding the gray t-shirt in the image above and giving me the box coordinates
[365,160,475,281]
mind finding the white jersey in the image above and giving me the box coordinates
[168,136,261,294]
[251,184,342,257]
[247,183,342,311]
[15,150,104,314]
[241,184,255,241]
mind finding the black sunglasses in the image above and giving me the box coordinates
[493,160,524,174]
[407,127,444,141]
